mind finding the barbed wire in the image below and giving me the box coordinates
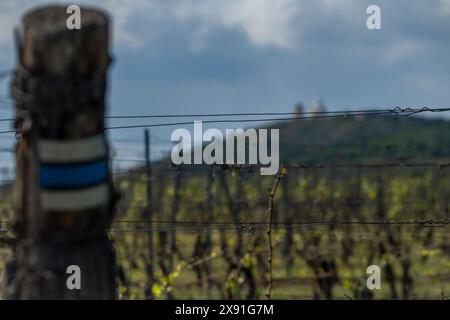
[286,162,450,169]
[1,217,448,228]
[113,158,146,163]
[131,161,450,173]
[105,218,450,232]
[0,96,449,120]
[104,108,444,119]
[113,139,450,150]
[1,107,450,135]
[104,108,450,131]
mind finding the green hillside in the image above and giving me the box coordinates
[276,115,450,164]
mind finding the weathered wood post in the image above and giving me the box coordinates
[144,129,154,299]
[3,5,117,299]
[205,168,214,300]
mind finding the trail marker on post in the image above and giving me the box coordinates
[3,5,117,299]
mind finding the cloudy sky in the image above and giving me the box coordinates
[0,0,449,166]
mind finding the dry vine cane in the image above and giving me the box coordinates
[266,165,287,300]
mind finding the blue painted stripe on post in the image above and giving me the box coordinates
[40,159,109,189]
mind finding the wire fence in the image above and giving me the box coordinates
[2,68,450,298]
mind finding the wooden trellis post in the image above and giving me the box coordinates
[3,5,117,299]
[144,129,154,299]
[205,167,214,299]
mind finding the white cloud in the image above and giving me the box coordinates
[0,0,448,60]
[0,0,154,56]
[0,1,23,58]
[0,0,303,55]
[104,0,156,49]
[225,0,300,49]
[438,0,450,15]
[172,0,300,50]
[318,0,363,17]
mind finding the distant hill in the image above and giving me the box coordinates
[150,114,450,173]
[276,115,450,164]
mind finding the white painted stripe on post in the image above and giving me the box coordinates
[40,183,109,211]
[38,135,107,163]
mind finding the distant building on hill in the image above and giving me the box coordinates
[309,99,326,117]
[293,103,305,115]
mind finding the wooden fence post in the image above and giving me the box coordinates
[205,167,214,299]
[3,5,117,299]
[169,167,182,278]
[144,129,154,299]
